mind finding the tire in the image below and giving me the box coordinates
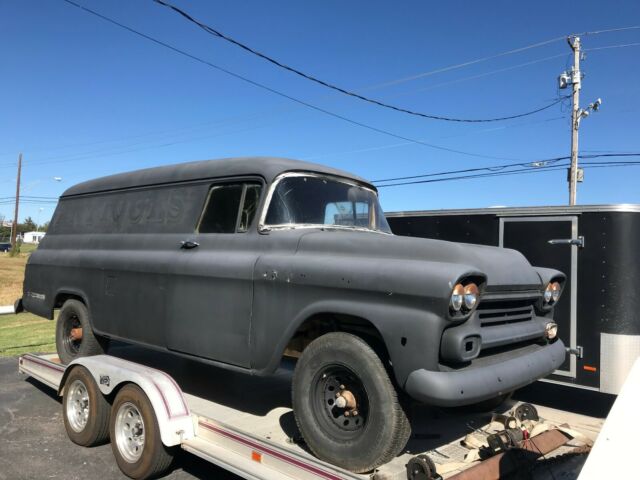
[62,366,110,446]
[292,332,411,473]
[110,384,174,479]
[55,299,104,365]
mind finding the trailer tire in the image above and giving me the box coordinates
[110,384,174,480]
[62,366,110,446]
[56,299,104,365]
[292,332,410,473]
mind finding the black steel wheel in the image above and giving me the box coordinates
[55,299,105,364]
[312,364,369,437]
[292,332,410,473]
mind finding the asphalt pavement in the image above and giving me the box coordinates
[0,356,241,480]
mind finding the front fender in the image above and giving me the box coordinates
[252,253,488,385]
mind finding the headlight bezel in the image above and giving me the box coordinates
[540,279,564,311]
[449,277,484,319]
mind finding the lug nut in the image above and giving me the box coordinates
[339,384,345,390]
[344,411,350,417]
[352,410,358,416]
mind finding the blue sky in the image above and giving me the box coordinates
[1,0,639,225]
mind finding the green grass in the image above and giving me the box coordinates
[0,312,56,357]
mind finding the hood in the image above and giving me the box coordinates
[295,230,542,289]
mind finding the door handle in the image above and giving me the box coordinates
[547,236,584,248]
[180,239,200,250]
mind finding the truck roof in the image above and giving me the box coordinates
[61,157,373,197]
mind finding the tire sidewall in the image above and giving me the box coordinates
[293,333,402,469]
[110,384,167,480]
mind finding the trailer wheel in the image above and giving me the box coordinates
[62,366,110,446]
[292,332,410,473]
[56,299,104,365]
[110,384,174,479]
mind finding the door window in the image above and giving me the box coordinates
[198,183,262,233]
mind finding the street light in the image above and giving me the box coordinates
[36,208,44,232]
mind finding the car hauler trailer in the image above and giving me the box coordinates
[386,204,640,395]
[17,351,599,480]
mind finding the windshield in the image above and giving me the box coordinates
[263,174,392,233]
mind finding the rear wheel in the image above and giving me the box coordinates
[55,299,104,364]
[110,384,174,479]
[292,332,410,473]
[62,366,110,446]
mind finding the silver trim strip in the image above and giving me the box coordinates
[539,378,600,392]
[499,216,578,378]
[258,172,388,234]
[386,203,640,218]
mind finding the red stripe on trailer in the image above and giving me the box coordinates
[22,355,65,373]
[151,380,172,419]
[199,421,344,480]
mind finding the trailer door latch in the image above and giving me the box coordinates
[566,346,583,358]
[548,236,585,248]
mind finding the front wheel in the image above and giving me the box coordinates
[292,332,410,473]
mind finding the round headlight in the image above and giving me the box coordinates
[545,322,558,339]
[544,281,562,305]
[543,283,553,304]
[463,283,479,310]
[450,283,464,312]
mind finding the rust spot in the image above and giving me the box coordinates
[70,328,83,341]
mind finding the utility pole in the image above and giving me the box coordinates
[10,153,22,249]
[559,36,602,206]
[568,36,581,206]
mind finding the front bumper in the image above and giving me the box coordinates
[404,339,565,407]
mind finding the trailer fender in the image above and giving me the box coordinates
[59,355,194,446]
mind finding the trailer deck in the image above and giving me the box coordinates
[17,351,602,480]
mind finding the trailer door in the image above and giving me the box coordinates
[500,216,577,378]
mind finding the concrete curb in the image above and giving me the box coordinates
[0,305,14,315]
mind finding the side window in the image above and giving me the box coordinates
[198,183,262,234]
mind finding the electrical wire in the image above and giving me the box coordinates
[373,153,640,185]
[585,42,640,52]
[375,162,640,188]
[58,0,524,162]
[580,26,640,36]
[152,0,568,123]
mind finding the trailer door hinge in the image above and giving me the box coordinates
[566,346,583,359]
[548,236,584,248]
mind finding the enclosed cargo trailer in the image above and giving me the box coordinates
[386,204,640,394]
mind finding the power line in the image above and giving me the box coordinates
[375,161,640,188]
[373,153,640,184]
[152,0,568,123]
[581,26,640,35]
[586,42,640,52]
[59,0,521,162]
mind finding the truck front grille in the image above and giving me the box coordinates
[477,300,535,327]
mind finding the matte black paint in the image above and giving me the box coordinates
[22,157,565,406]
